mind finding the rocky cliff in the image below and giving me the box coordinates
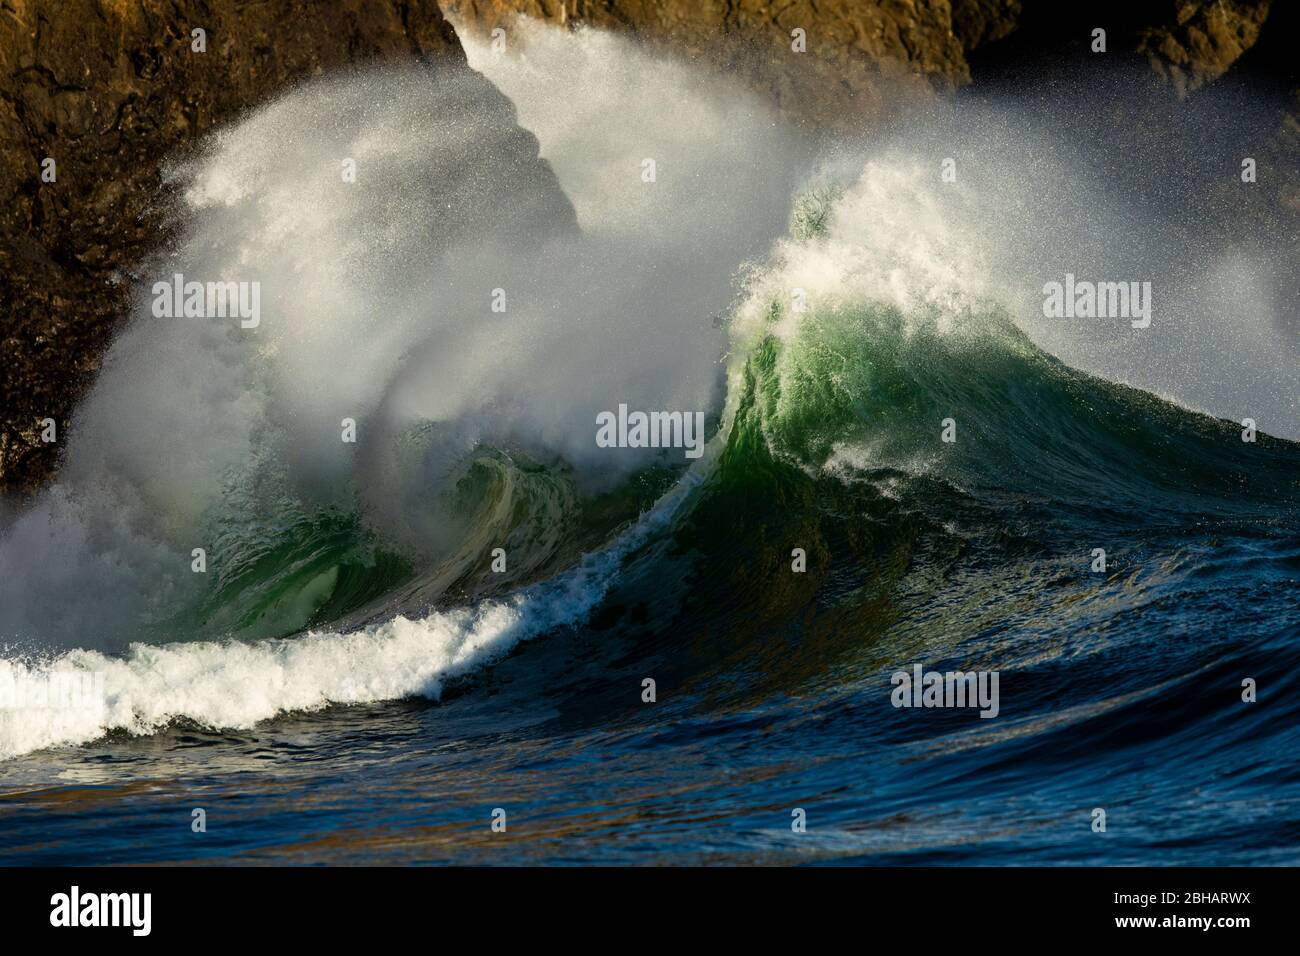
[442,1,1282,128]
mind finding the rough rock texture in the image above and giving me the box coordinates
[443,1,1279,123]
[1137,0,1272,95]
[950,0,1024,51]
[0,0,465,492]
[445,0,972,133]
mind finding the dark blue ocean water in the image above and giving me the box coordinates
[3,491,1297,865]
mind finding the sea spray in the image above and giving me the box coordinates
[0,48,799,652]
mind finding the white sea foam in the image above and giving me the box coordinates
[0,576,557,759]
[0,467,701,760]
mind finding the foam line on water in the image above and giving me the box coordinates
[0,465,703,759]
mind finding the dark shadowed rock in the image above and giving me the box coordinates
[951,0,1024,51]
[1137,0,1272,96]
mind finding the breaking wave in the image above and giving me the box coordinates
[2,22,1298,766]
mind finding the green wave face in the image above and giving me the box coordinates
[727,283,1298,521]
[161,436,679,646]
[635,180,1300,693]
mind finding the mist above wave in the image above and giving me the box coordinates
[0,32,802,652]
